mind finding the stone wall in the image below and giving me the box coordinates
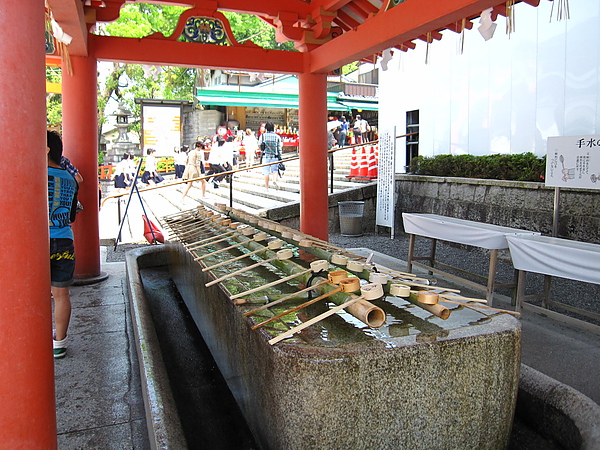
[270,177,599,243]
[182,109,223,146]
[394,175,600,244]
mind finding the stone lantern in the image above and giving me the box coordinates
[106,103,138,164]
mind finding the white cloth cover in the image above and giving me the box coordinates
[402,213,539,250]
[506,235,600,285]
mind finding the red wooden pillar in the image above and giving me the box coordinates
[62,54,103,280]
[298,70,329,240]
[0,1,58,447]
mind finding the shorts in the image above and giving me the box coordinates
[50,238,75,287]
[262,157,280,175]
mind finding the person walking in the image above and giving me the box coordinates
[47,130,79,359]
[257,121,283,190]
[206,136,227,189]
[181,140,206,201]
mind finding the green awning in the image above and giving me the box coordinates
[196,89,347,110]
[337,99,379,111]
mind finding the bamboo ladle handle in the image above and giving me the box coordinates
[202,240,283,272]
[229,260,329,300]
[205,249,294,287]
[268,297,360,345]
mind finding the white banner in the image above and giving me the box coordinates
[546,135,600,189]
[376,127,396,230]
[142,104,182,157]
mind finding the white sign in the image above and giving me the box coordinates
[376,127,396,230]
[142,104,182,157]
[546,135,600,189]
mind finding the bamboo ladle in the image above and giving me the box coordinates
[187,224,249,251]
[268,282,385,345]
[185,223,242,250]
[243,270,348,315]
[205,248,295,287]
[229,259,330,300]
[193,229,263,261]
[202,239,284,272]
[251,273,358,330]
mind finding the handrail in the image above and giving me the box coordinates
[99,138,387,208]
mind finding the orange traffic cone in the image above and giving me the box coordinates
[358,146,369,178]
[346,147,360,179]
[367,146,378,179]
[142,215,165,244]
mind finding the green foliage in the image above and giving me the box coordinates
[409,153,546,182]
[222,12,296,51]
[46,67,63,125]
[102,4,187,38]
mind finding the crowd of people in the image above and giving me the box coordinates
[111,115,372,201]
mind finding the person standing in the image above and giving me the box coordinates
[339,115,348,147]
[174,145,188,179]
[243,128,259,165]
[258,121,283,190]
[181,140,206,201]
[353,115,370,144]
[47,130,78,359]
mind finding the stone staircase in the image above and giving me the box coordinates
[161,146,372,214]
[99,146,377,243]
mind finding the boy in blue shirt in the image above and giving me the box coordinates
[47,130,78,359]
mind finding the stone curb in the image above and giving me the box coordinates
[125,246,188,450]
[517,364,600,449]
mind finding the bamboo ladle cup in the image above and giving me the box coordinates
[205,248,295,287]
[202,239,284,272]
[229,259,330,300]
[251,273,359,330]
[268,282,385,345]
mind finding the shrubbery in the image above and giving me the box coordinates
[408,153,546,182]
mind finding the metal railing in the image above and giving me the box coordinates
[100,139,381,212]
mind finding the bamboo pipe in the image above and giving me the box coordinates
[229,259,330,300]
[192,228,259,261]
[250,273,356,328]
[438,298,521,316]
[267,283,385,345]
[388,284,450,320]
[205,249,295,287]
[202,239,284,272]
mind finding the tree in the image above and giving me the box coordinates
[46,5,296,137]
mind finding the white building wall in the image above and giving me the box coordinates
[379,0,600,172]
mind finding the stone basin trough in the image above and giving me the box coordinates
[126,206,600,449]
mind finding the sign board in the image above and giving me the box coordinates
[546,135,600,189]
[141,104,182,157]
[376,127,396,233]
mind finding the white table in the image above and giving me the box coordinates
[506,235,600,314]
[403,213,540,304]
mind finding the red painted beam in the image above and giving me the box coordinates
[309,0,529,73]
[46,0,89,56]
[91,34,305,73]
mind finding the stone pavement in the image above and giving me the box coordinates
[55,253,149,449]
